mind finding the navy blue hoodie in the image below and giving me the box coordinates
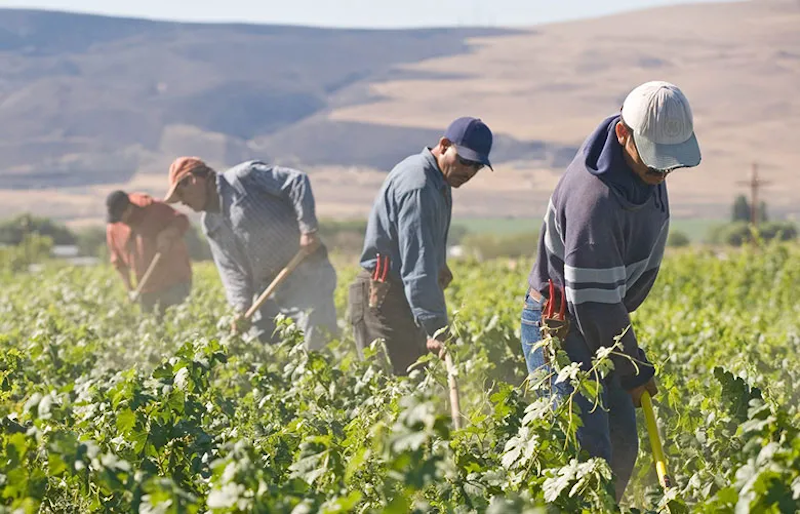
[528,115,668,389]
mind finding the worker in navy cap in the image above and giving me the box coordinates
[347,117,494,375]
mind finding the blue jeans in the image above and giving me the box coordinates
[520,291,638,501]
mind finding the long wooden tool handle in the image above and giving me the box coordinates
[131,252,162,301]
[642,391,672,490]
[444,352,462,430]
[244,249,308,320]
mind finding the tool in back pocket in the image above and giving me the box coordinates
[368,252,391,309]
[542,279,570,341]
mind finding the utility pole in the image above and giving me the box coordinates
[736,163,771,226]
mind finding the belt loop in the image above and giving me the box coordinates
[527,286,545,306]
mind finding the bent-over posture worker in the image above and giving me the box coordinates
[163,157,338,350]
[520,81,702,500]
[105,190,192,314]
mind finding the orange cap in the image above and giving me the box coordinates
[164,156,208,203]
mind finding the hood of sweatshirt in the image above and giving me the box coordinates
[583,114,666,212]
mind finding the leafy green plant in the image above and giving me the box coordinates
[1,242,799,512]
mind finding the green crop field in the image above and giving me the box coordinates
[1,244,799,513]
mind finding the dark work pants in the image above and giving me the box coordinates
[347,269,427,376]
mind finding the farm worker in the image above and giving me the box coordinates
[105,190,192,314]
[520,81,702,500]
[163,157,338,350]
[348,117,494,375]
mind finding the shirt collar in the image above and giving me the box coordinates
[205,173,223,213]
[421,147,449,192]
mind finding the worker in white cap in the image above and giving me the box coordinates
[519,81,700,500]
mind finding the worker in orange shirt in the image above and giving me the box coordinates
[105,190,193,314]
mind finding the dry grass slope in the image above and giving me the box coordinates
[1,1,797,223]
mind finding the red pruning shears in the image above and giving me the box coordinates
[544,279,566,321]
[373,253,390,282]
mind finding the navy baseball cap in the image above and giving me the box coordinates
[444,117,493,170]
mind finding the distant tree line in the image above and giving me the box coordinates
[0,214,213,262]
[0,214,75,246]
[1,200,797,268]
[705,196,797,246]
[731,194,767,224]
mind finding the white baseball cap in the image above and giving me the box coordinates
[621,81,701,171]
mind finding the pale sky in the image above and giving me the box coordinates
[0,0,735,28]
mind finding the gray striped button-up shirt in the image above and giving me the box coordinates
[202,161,319,313]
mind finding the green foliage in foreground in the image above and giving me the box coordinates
[1,244,799,513]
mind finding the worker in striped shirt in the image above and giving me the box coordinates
[521,81,702,500]
[163,157,338,350]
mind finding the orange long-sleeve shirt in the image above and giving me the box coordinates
[106,193,192,294]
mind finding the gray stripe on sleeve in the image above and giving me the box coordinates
[543,200,566,261]
[565,263,627,285]
[566,283,626,305]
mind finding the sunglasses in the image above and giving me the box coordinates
[457,154,484,171]
[645,167,674,177]
[622,124,674,177]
